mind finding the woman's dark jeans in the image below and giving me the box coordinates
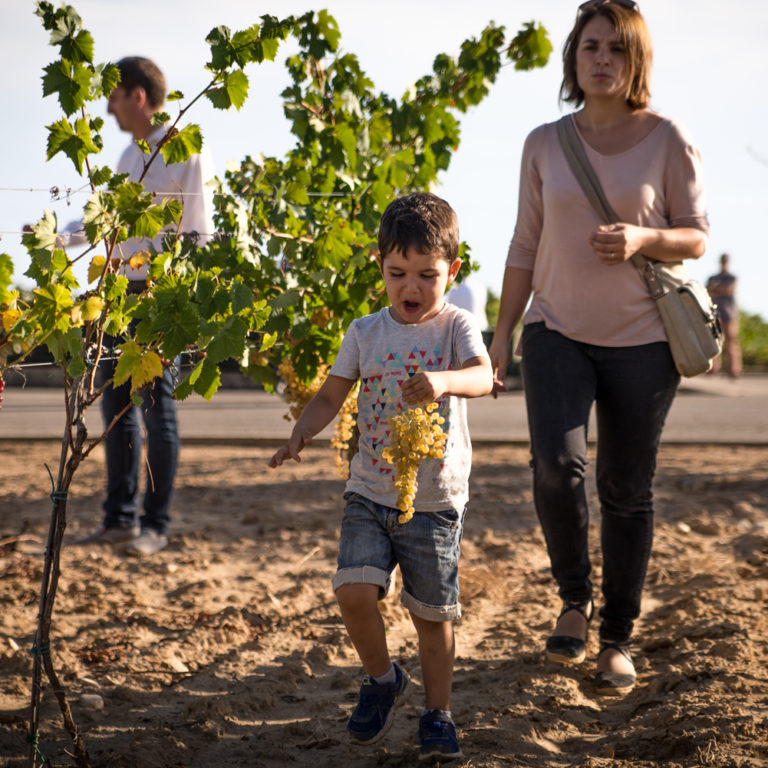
[98,340,179,535]
[521,322,679,644]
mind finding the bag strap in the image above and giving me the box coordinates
[555,115,666,299]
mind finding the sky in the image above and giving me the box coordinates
[2,0,767,317]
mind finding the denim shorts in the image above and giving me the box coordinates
[332,492,465,621]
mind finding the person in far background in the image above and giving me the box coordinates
[706,253,742,378]
[72,56,215,556]
[446,272,488,330]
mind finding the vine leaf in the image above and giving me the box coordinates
[2,308,21,331]
[0,254,14,302]
[113,340,163,393]
[150,111,171,126]
[207,316,248,363]
[46,6,94,63]
[70,295,103,324]
[131,206,167,239]
[46,116,99,171]
[22,210,60,267]
[91,61,120,99]
[83,191,114,242]
[508,22,552,70]
[87,255,106,284]
[230,282,253,313]
[41,60,92,115]
[193,357,221,400]
[176,356,221,400]
[205,69,249,110]
[160,124,203,165]
[128,251,152,271]
[32,283,74,330]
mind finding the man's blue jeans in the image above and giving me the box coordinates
[98,345,179,535]
[521,322,679,644]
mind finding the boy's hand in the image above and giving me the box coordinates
[268,429,313,467]
[401,371,445,405]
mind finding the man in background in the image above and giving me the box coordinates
[707,253,742,379]
[75,56,215,555]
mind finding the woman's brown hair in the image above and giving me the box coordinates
[560,3,652,109]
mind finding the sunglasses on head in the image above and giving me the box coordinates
[578,0,640,13]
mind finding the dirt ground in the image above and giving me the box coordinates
[1,439,767,768]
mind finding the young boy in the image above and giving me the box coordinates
[269,192,493,762]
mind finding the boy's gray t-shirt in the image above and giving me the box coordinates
[330,303,489,512]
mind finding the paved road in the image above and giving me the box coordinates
[2,374,767,444]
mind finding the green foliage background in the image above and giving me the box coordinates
[739,311,768,370]
[0,4,552,401]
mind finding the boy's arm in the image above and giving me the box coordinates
[400,356,493,405]
[269,374,356,467]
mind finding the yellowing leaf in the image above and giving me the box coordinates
[81,296,104,321]
[88,255,106,284]
[128,250,151,271]
[113,340,164,393]
[134,351,163,392]
[0,255,14,303]
[70,304,83,324]
[1,309,21,331]
[260,331,278,351]
[134,350,163,390]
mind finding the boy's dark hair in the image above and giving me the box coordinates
[378,192,459,262]
[115,56,166,109]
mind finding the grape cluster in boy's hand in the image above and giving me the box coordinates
[382,403,447,523]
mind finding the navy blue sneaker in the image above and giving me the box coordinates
[347,663,411,745]
[418,710,463,763]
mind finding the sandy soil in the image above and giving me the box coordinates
[1,439,767,768]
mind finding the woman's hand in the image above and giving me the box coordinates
[588,223,646,266]
[589,223,708,265]
[487,334,510,399]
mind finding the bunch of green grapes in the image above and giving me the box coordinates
[278,359,359,476]
[382,403,447,523]
[330,381,360,479]
[277,359,330,422]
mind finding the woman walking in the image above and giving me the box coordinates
[489,0,708,695]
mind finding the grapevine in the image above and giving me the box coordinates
[0,6,550,764]
[277,359,360,476]
[382,402,447,523]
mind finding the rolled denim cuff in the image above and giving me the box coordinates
[332,565,390,600]
[401,590,461,622]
